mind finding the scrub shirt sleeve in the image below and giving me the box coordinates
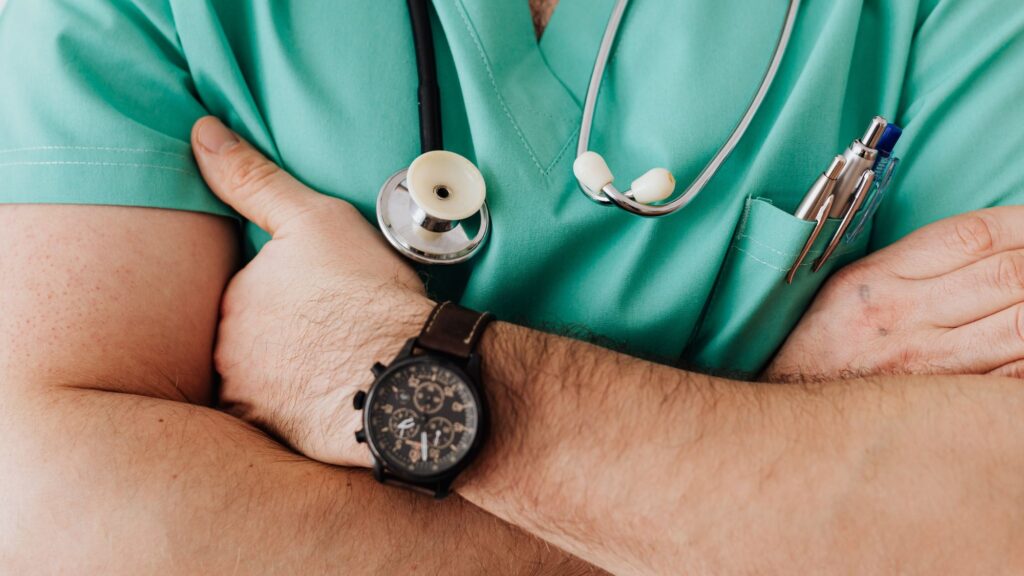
[870,0,1024,249]
[0,0,234,218]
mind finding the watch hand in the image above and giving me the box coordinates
[433,429,441,446]
[420,431,428,461]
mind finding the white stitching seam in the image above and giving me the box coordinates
[462,312,490,345]
[0,146,191,159]
[0,161,195,176]
[735,233,811,259]
[543,126,579,176]
[424,301,451,334]
[731,244,860,273]
[454,0,577,177]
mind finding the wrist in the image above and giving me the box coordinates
[332,293,436,467]
[351,299,502,496]
[454,321,549,496]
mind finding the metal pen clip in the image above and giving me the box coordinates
[812,168,875,272]
[786,155,846,284]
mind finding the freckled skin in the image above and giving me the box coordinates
[858,284,871,303]
[768,206,1024,383]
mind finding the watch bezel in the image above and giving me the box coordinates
[362,353,488,485]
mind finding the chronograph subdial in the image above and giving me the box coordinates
[424,417,455,449]
[388,408,421,439]
[413,382,446,414]
[363,356,483,479]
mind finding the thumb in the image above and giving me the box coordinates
[192,116,323,235]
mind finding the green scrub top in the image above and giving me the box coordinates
[2,0,1024,378]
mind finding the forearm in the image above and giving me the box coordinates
[0,385,598,575]
[456,322,1024,574]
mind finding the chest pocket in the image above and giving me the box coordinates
[685,197,872,379]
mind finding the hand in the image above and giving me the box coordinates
[766,207,1024,382]
[191,116,434,466]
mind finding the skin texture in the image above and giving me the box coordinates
[766,207,1024,382]
[193,118,1024,575]
[0,185,601,570]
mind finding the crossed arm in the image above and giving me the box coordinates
[0,206,596,575]
[3,123,1024,575]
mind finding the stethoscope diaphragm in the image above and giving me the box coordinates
[377,151,490,265]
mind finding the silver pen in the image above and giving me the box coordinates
[786,155,846,284]
[813,168,876,272]
[828,116,885,218]
[794,155,846,220]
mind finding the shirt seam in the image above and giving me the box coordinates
[453,0,576,177]
[0,160,196,176]
[0,146,192,160]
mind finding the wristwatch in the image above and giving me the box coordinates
[353,301,494,499]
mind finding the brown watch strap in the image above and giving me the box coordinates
[416,301,494,359]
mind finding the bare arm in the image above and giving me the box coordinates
[186,120,1024,576]
[0,205,598,574]
[456,322,1024,574]
[453,212,1024,574]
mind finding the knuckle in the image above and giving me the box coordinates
[227,152,280,198]
[320,195,358,218]
[949,213,996,256]
[992,253,1024,291]
[1001,362,1024,380]
[1013,304,1024,346]
[297,196,358,229]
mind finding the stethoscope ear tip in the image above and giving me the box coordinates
[574,151,615,195]
[573,151,676,206]
[630,167,675,204]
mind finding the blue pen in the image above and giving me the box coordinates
[846,123,903,242]
[873,124,903,179]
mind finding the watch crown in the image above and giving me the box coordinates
[355,429,366,444]
[352,391,367,410]
[371,362,387,377]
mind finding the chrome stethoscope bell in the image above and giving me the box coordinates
[377,150,490,265]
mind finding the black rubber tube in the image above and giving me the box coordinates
[406,0,443,152]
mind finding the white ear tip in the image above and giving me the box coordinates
[407,151,486,221]
[630,168,675,204]
[573,151,615,193]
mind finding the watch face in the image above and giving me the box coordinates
[366,357,481,478]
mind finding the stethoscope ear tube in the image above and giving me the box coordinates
[575,0,802,217]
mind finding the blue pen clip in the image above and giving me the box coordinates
[845,124,903,243]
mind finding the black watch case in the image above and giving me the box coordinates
[353,339,488,499]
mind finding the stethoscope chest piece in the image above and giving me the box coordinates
[377,150,490,265]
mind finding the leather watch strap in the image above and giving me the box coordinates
[416,301,494,359]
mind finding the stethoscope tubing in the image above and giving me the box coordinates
[406,0,443,153]
[576,0,803,216]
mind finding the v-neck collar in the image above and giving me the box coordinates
[537,0,617,104]
[430,0,608,180]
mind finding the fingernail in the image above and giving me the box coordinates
[197,117,240,154]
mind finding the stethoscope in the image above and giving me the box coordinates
[377,0,801,265]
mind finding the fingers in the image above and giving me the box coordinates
[924,248,1024,326]
[192,116,325,235]
[940,303,1024,373]
[869,207,1024,280]
[990,359,1024,379]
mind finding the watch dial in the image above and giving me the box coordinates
[367,359,479,477]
